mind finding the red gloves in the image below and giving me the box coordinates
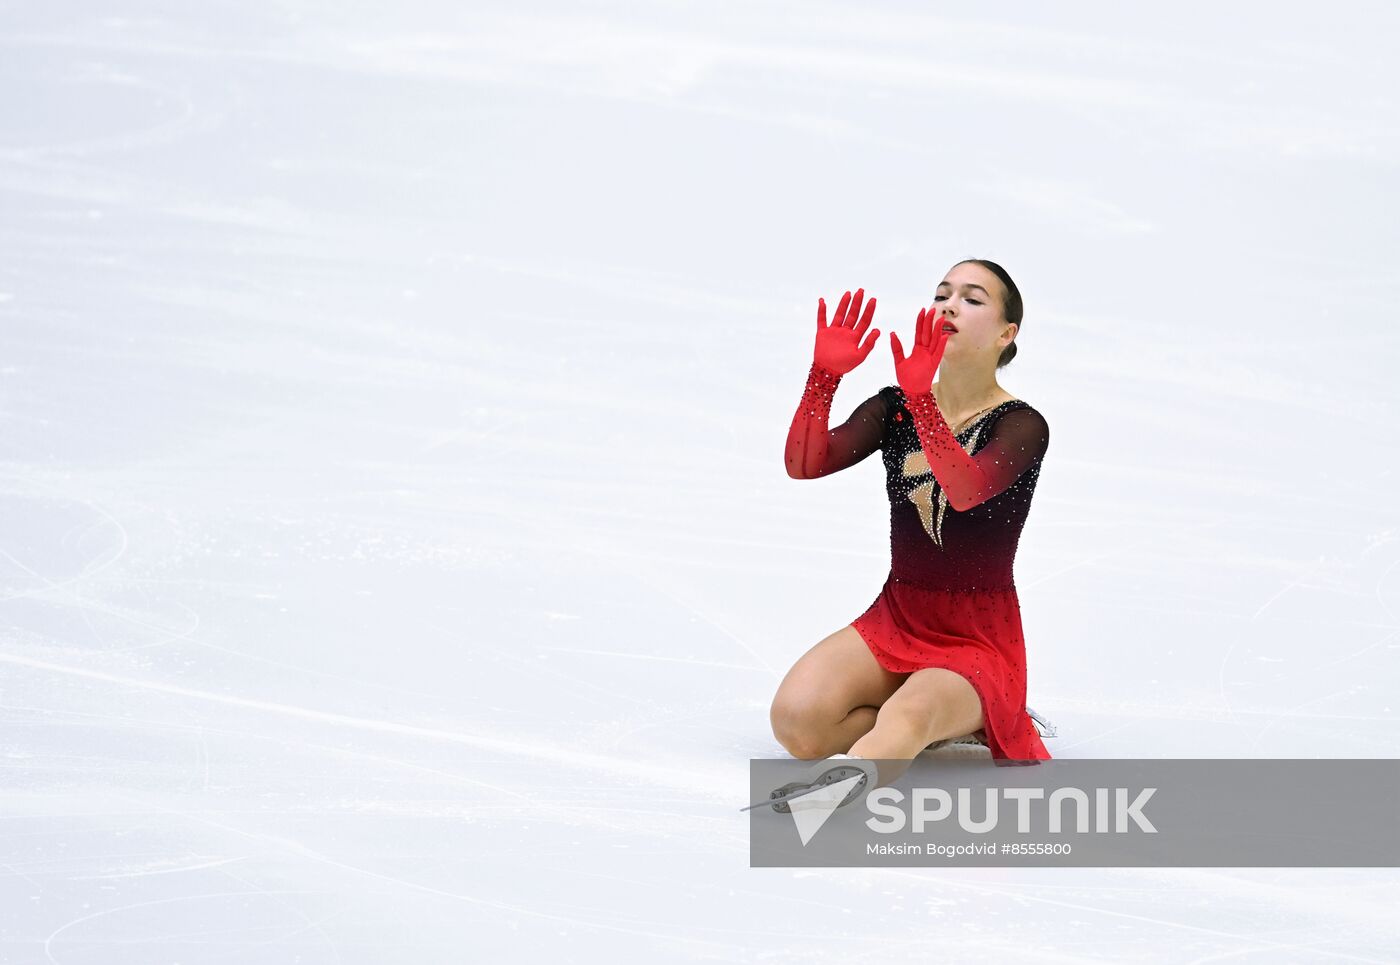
[784,290,882,479]
[787,293,1045,510]
[813,289,881,376]
[892,305,1031,511]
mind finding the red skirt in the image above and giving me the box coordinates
[851,576,1050,764]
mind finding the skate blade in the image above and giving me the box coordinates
[740,767,870,813]
[740,780,811,813]
[1027,705,1058,739]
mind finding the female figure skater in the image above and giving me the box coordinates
[769,259,1051,808]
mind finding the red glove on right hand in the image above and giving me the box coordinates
[813,289,880,375]
[785,288,882,479]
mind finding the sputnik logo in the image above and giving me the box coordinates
[785,776,865,846]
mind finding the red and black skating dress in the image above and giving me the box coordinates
[788,364,1052,763]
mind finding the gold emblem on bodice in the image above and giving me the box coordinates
[899,422,989,547]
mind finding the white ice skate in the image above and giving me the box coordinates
[740,753,880,814]
[923,730,990,753]
[923,704,1058,753]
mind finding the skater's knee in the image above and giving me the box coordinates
[769,697,831,760]
[774,729,828,761]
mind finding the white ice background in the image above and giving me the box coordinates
[1,1,1399,962]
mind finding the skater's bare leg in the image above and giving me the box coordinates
[770,625,907,760]
[848,667,984,786]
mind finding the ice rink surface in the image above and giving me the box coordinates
[2,1,1398,961]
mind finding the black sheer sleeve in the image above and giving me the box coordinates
[903,393,1049,510]
[784,362,890,479]
[809,390,889,478]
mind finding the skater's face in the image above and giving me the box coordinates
[932,263,1017,363]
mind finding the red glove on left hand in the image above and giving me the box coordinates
[889,304,951,396]
[890,305,1028,512]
